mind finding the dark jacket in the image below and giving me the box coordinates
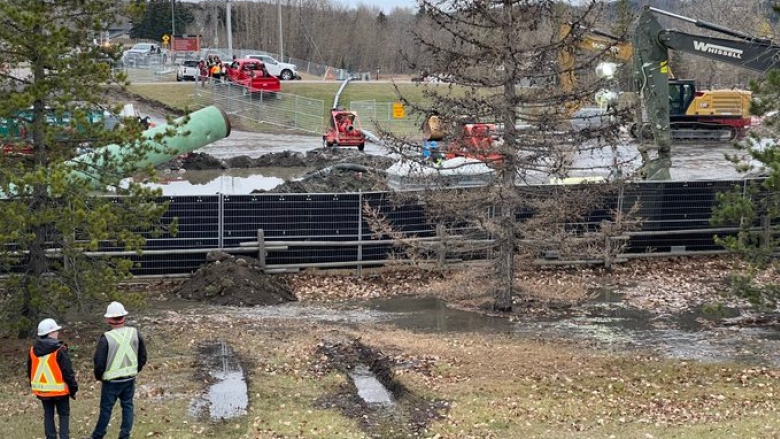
[27,336,79,399]
[93,326,147,381]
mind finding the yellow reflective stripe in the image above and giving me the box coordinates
[106,366,137,378]
[31,353,65,392]
[33,383,67,391]
[104,328,138,380]
[110,329,138,368]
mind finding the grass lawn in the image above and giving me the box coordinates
[2,299,780,439]
[127,81,464,115]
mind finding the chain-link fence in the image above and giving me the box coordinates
[190,81,325,134]
[350,100,424,140]
[119,47,374,82]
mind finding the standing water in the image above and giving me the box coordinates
[348,364,395,406]
[188,340,249,421]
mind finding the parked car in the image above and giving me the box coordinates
[177,60,201,81]
[246,54,300,80]
[121,43,166,67]
[225,58,281,95]
[126,43,162,56]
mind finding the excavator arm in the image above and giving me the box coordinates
[632,6,780,179]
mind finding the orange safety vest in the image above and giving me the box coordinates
[30,346,69,397]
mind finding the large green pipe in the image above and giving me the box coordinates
[68,105,231,183]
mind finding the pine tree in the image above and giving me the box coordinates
[0,0,177,336]
[710,68,780,311]
[384,0,632,311]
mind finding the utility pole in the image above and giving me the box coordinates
[171,0,175,37]
[278,0,284,62]
[214,1,219,48]
[226,0,233,58]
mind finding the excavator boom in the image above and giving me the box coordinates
[632,6,780,179]
[558,23,632,99]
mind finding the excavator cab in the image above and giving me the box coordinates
[668,80,695,116]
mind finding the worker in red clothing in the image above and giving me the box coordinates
[28,318,79,439]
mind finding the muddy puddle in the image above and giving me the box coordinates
[215,295,780,367]
[348,363,395,406]
[149,167,308,195]
[188,341,249,421]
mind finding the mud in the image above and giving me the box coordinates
[173,251,297,306]
[264,167,390,193]
[312,337,447,438]
[189,340,249,421]
[160,148,397,193]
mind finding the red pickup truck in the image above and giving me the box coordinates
[226,59,281,95]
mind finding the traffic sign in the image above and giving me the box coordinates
[392,102,405,119]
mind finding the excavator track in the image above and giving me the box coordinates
[669,122,737,143]
[631,122,737,144]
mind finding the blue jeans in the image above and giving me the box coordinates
[41,396,69,439]
[90,379,135,439]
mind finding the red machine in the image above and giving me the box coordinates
[422,114,503,164]
[444,122,503,164]
[322,109,366,151]
[225,59,281,95]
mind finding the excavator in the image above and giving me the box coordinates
[559,21,752,144]
[633,6,780,179]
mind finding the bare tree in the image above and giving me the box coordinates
[367,0,635,311]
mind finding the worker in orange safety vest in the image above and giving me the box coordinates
[28,318,79,439]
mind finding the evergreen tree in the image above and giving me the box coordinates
[711,68,780,311]
[0,0,177,335]
[131,0,195,40]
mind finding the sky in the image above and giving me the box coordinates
[346,0,587,14]
[348,0,417,13]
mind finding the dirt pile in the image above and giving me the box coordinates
[157,152,226,171]
[161,147,398,193]
[173,251,297,306]
[248,148,396,193]
[263,167,390,193]
[225,148,396,171]
[226,150,307,168]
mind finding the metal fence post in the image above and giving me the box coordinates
[258,229,266,271]
[218,194,224,250]
[294,95,299,130]
[357,192,363,277]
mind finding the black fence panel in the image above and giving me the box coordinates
[147,195,221,249]
[362,192,437,261]
[622,181,744,253]
[223,193,362,265]
[1,180,761,276]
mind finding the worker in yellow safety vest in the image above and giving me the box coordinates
[87,301,147,439]
[28,318,79,439]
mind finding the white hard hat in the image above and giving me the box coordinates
[104,301,129,318]
[37,318,62,336]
